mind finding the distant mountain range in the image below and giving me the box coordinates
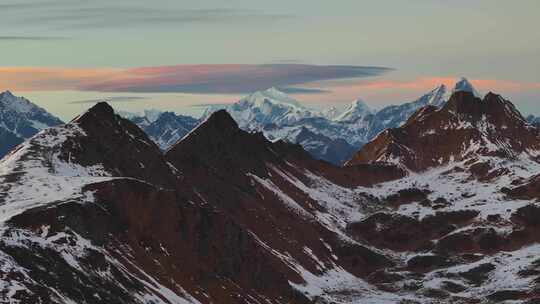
[199,79,459,164]
[0,91,63,158]
[0,78,537,167]
[118,83,453,165]
[127,110,199,150]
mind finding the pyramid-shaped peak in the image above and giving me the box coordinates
[421,84,450,106]
[174,109,239,145]
[204,109,238,127]
[453,77,481,98]
[335,98,372,122]
[73,101,115,123]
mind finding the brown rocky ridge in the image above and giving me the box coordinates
[0,89,540,303]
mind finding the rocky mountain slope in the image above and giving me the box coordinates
[0,91,63,158]
[340,89,540,303]
[2,85,540,303]
[0,102,405,303]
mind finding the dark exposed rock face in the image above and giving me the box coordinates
[347,210,479,252]
[0,104,401,303]
[65,102,176,188]
[347,91,540,171]
[504,175,540,201]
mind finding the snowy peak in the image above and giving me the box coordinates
[423,84,449,106]
[241,87,303,109]
[0,90,56,118]
[335,99,372,122]
[205,87,314,129]
[452,77,481,98]
[0,91,63,158]
[252,87,303,108]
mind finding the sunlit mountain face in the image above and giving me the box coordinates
[1,1,540,303]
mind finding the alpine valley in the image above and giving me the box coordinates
[1,79,540,304]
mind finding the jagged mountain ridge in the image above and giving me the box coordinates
[0,91,63,158]
[0,102,405,303]
[115,79,469,165]
[2,87,540,303]
[202,81,461,165]
[348,91,540,171]
[128,110,200,150]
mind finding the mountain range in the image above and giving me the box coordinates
[1,85,540,303]
[119,83,450,165]
[0,78,503,167]
[199,80,454,164]
[128,110,199,150]
[0,91,63,158]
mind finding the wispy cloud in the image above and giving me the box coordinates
[0,36,68,41]
[0,2,294,31]
[0,64,392,94]
[84,64,392,93]
[68,96,148,104]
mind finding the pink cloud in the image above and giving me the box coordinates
[0,64,388,93]
[0,66,538,109]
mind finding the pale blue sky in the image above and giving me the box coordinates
[1,0,539,119]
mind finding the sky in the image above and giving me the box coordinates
[1,0,539,120]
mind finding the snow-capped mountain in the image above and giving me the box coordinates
[348,89,540,170]
[2,90,540,303]
[365,83,450,139]
[262,82,454,158]
[120,109,164,127]
[0,91,63,158]
[453,76,482,98]
[198,80,471,165]
[264,125,358,165]
[334,98,373,122]
[127,110,200,149]
[317,106,343,120]
[202,87,315,130]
